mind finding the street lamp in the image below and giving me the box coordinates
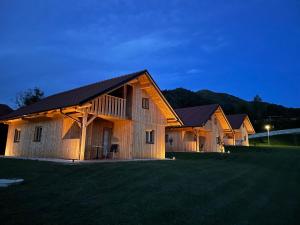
[265,125,271,145]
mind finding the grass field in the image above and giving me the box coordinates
[250,133,300,146]
[1,146,300,225]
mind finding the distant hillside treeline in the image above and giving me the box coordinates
[162,88,300,132]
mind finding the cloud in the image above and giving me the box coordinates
[110,33,186,59]
[186,68,203,74]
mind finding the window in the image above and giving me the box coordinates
[33,126,43,142]
[214,117,218,125]
[142,98,149,109]
[244,136,247,141]
[14,129,21,143]
[184,131,194,142]
[146,130,155,144]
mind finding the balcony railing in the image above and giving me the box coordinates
[83,94,126,119]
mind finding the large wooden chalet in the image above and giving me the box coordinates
[0,70,182,160]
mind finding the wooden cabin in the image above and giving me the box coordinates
[225,114,255,146]
[166,104,233,153]
[0,70,182,160]
[0,104,13,155]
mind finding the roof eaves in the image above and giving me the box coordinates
[144,71,183,126]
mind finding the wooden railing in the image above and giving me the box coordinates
[83,94,126,119]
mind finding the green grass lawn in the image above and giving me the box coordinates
[250,133,300,146]
[1,146,300,225]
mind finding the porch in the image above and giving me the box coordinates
[65,85,134,160]
[81,117,132,160]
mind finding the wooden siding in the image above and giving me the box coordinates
[234,123,250,146]
[5,116,80,159]
[130,82,167,159]
[112,120,133,159]
[166,129,197,152]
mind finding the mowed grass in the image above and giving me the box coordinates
[250,133,300,146]
[1,146,300,225]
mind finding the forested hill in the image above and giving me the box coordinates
[162,88,300,132]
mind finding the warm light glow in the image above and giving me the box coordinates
[265,125,271,130]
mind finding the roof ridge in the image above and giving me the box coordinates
[175,104,219,110]
[33,69,148,103]
[227,114,247,117]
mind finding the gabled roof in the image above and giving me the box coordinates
[1,70,177,121]
[175,104,219,127]
[226,114,247,129]
[0,104,13,117]
[227,114,255,134]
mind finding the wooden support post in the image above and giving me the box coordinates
[123,85,127,118]
[79,113,88,160]
[194,128,200,152]
[233,132,236,146]
[196,133,200,152]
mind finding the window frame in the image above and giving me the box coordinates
[14,129,21,143]
[33,126,43,142]
[142,98,150,109]
[146,130,155,144]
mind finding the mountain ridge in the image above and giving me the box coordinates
[162,88,300,132]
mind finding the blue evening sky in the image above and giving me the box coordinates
[0,0,299,108]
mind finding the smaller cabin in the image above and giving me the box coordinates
[225,114,255,146]
[166,104,233,153]
[0,104,13,155]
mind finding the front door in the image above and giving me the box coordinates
[103,128,112,158]
[199,136,206,152]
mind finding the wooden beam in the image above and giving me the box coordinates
[78,103,92,109]
[86,115,97,127]
[79,113,88,160]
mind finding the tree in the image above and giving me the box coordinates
[253,94,262,102]
[15,87,44,107]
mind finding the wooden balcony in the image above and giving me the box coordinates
[80,94,127,119]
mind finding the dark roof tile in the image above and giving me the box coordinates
[175,104,219,127]
[0,104,13,117]
[226,114,247,129]
[1,70,147,120]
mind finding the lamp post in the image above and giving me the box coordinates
[265,125,271,145]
